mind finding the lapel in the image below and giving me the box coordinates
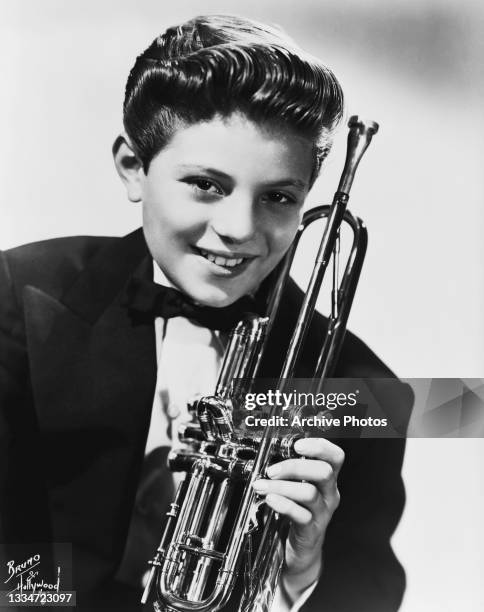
[23,229,157,580]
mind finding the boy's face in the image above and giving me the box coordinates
[139,113,313,307]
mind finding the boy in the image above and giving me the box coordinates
[0,14,412,612]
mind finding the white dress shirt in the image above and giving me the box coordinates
[117,263,317,611]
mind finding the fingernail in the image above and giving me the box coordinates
[266,464,281,478]
[252,479,268,492]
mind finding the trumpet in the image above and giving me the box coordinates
[141,116,379,612]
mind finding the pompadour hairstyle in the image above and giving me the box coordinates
[123,15,344,181]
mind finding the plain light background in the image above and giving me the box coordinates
[1,1,483,610]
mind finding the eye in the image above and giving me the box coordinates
[261,191,298,207]
[187,177,224,196]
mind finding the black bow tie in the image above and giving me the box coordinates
[122,277,263,331]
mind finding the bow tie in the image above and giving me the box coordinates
[122,277,263,332]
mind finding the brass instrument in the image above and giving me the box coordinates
[141,116,379,612]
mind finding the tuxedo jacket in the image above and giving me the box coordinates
[0,229,413,612]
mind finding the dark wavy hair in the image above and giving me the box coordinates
[123,15,344,182]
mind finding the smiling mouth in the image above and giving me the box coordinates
[195,248,256,270]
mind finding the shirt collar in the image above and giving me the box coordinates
[153,260,174,288]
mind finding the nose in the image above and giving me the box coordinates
[210,193,257,244]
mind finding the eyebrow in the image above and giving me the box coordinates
[176,165,307,190]
[177,165,232,180]
[267,179,307,190]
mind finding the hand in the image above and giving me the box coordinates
[252,437,344,597]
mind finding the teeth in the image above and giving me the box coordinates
[200,249,245,268]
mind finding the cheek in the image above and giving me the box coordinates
[143,192,206,245]
[264,213,302,258]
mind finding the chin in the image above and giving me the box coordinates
[188,283,243,308]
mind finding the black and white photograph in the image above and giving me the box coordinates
[1,2,483,611]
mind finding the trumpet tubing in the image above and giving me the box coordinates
[141,116,379,612]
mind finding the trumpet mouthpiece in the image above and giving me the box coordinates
[348,115,379,135]
[337,116,379,194]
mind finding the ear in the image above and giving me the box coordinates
[112,134,144,203]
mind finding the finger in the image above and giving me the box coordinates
[253,479,324,509]
[293,438,345,475]
[267,458,336,487]
[264,493,312,525]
